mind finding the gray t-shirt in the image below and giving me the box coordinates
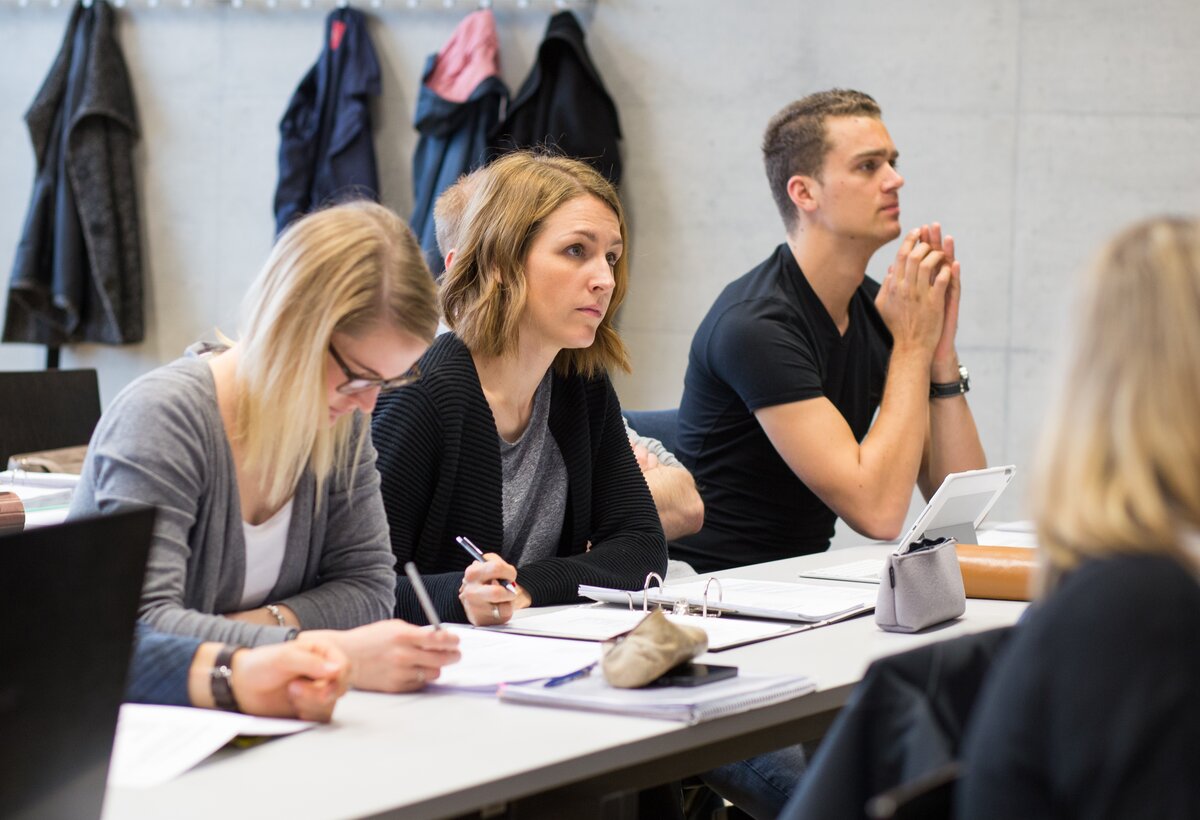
[499,371,568,567]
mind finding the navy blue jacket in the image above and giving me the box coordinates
[5,0,143,347]
[274,8,380,235]
[410,57,508,276]
[489,11,622,185]
[124,622,201,707]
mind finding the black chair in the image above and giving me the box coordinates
[779,628,1011,820]
[866,762,961,820]
[624,407,680,457]
[0,369,102,466]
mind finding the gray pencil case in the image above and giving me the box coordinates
[875,536,966,633]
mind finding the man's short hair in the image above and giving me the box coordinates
[433,171,482,259]
[762,89,882,231]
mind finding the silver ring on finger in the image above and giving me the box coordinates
[491,604,501,621]
[416,668,426,685]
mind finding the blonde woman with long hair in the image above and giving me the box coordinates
[958,216,1200,818]
[72,202,460,693]
[371,152,667,626]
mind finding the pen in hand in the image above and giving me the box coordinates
[403,561,442,630]
[455,536,519,595]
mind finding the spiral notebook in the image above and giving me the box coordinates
[498,673,816,726]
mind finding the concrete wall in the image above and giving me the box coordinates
[2,0,1198,527]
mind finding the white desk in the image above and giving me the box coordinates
[102,545,1026,820]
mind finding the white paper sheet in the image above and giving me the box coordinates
[430,625,600,691]
[108,704,314,788]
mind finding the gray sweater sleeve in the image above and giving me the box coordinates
[71,364,290,646]
[275,426,397,629]
[71,360,393,646]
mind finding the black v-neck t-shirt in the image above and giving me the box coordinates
[675,244,892,572]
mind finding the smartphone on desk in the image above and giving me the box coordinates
[650,663,738,688]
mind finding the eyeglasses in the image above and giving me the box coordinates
[328,343,421,395]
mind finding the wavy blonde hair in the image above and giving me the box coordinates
[440,151,631,378]
[1033,216,1200,593]
[234,201,437,508]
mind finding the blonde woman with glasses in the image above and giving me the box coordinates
[958,216,1200,818]
[371,152,667,626]
[71,201,460,693]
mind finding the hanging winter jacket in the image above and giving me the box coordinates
[274,7,381,235]
[5,0,143,347]
[489,10,622,185]
[410,10,508,276]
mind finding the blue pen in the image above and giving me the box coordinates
[455,536,519,595]
[544,661,597,688]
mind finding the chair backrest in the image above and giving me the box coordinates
[866,762,961,820]
[623,408,681,458]
[0,507,156,820]
[0,369,101,466]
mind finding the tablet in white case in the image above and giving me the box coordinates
[900,465,1016,547]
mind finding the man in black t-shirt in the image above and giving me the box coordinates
[675,89,986,573]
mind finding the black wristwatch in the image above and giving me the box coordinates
[930,363,970,399]
[210,644,242,712]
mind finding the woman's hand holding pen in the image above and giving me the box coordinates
[300,621,461,693]
[458,554,530,625]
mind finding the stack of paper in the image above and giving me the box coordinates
[109,704,315,788]
[499,673,816,726]
[430,626,601,691]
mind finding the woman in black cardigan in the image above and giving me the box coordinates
[372,152,667,625]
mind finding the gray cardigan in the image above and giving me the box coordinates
[71,356,396,646]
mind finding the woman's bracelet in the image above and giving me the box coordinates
[265,603,287,627]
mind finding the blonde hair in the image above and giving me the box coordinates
[440,151,631,378]
[433,171,481,260]
[234,200,438,508]
[1033,216,1200,593]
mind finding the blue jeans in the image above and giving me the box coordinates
[702,743,809,819]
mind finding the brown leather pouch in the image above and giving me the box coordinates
[955,544,1035,601]
[0,491,26,536]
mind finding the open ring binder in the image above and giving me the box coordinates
[581,574,877,624]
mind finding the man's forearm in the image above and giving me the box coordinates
[922,392,987,497]
[643,465,705,541]
[848,344,937,536]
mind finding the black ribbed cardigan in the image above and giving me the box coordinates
[371,333,667,624]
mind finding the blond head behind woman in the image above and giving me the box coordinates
[1033,216,1200,592]
[234,200,438,508]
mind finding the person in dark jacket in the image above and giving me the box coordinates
[410,9,508,276]
[274,6,380,235]
[489,11,622,186]
[372,151,666,626]
[958,216,1200,819]
[5,0,143,347]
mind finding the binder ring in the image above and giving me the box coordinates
[701,577,723,618]
[641,572,665,612]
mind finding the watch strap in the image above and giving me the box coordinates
[210,644,241,712]
[930,365,970,399]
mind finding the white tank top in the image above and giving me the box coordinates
[239,497,294,609]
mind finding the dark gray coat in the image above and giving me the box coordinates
[4,0,143,347]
